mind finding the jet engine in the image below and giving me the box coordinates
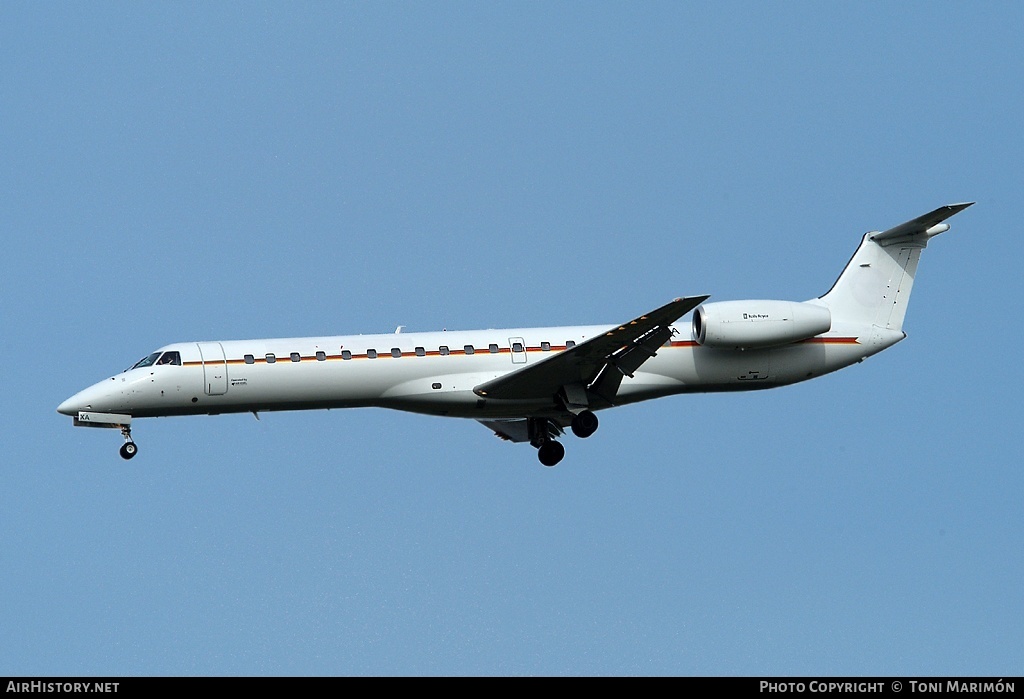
[692,300,831,349]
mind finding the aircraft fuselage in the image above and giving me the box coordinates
[58,321,890,422]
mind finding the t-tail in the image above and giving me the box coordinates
[816,203,974,339]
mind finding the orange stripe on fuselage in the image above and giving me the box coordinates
[178,342,615,367]
[181,337,859,368]
[800,337,860,344]
[669,337,859,349]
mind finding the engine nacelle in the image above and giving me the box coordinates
[692,300,831,349]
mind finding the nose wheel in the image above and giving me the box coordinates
[119,425,138,460]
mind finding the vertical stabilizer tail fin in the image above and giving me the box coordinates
[818,203,973,331]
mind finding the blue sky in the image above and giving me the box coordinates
[2,2,1021,676]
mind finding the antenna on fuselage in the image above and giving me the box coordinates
[395,325,405,334]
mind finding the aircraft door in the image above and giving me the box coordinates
[197,342,228,395]
[509,337,527,364]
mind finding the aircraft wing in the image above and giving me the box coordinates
[473,295,708,403]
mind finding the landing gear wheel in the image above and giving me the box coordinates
[571,410,599,439]
[118,424,137,460]
[537,440,565,467]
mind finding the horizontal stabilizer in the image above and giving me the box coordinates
[871,202,974,242]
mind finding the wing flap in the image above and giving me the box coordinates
[477,418,565,443]
[588,323,675,402]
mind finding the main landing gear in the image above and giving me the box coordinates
[537,440,564,467]
[119,425,138,460]
[528,410,599,467]
[570,409,599,439]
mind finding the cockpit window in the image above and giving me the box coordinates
[131,351,162,370]
[156,351,181,366]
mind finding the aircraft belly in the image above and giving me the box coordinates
[150,359,489,415]
[378,371,550,417]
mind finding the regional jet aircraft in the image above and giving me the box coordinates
[59,203,972,466]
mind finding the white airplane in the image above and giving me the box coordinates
[59,203,972,466]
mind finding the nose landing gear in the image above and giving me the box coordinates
[119,425,138,460]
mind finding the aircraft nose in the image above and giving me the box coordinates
[57,378,122,416]
[57,392,87,416]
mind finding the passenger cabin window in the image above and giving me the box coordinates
[244,354,255,365]
[488,343,499,354]
[290,352,301,363]
[266,353,276,364]
[316,351,326,361]
[156,351,181,366]
[566,340,576,349]
[464,345,475,355]
[439,345,450,356]
[391,348,402,358]
[512,342,524,353]
[415,347,425,357]
[367,349,377,359]
[131,351,162,370]
[341,350,352,360]
[541,342,551,351]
